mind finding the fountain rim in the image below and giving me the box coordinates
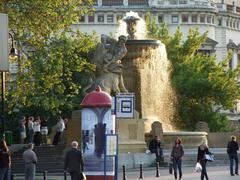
[126,39,161,45]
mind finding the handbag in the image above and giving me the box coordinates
[80,172,87,180]
[204,153,214,162]
[195,162,202,173]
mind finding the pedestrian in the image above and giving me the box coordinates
[52,117,65,145]
[171,137,184,180]
[227,135,239,176]
[33,116,41,146]
[28,116,34,143]
[197,140,210,180]
[19,116,26,144]
[64,141,84,180]
[40,118,48,146]
[0,139,11,180]
[23,143,37,180]
[148,135,163,163]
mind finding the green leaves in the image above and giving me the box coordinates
[1,0,94,44]
[7,31,97,119]
[146,19,240,132]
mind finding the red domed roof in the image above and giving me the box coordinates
[80,86,112,108]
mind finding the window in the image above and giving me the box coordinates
[192,15,198,23]
[226,19,229,27]
[79,16,85,22]
[93,0,98,5]
[230,20,233,28]
[169,0,178,4]
[179,0,187,4]
[181,14,188,23]
[88,15,94,23]
[102,0,123,6]
[128,0,148,6]
[158,15,164,23]
[207,16,211,23]
[200,15,205,23]
[212,17,215,24]
[218,18,222,26]
[107,14,114,23]
[98,15,104,23]
[172,15,179,23]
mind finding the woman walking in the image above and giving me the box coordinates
[0,139,11,180]
[197,140,210,180]
[171,137,184,180]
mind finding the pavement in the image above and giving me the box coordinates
[12,165,239,180]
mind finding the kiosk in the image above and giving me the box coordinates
[80,86,117,180]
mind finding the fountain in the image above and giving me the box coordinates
[117,11,177,132]
[114,12,208,155]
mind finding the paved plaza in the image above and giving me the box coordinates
[12,165,239,180]
[118,166,239,180]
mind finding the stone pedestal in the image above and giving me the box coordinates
[116,118,147,153]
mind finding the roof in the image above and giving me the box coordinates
[80,86,112,108]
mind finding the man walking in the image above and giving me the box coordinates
[64,141,84,180]
[23,144,37,180]
[227,136,239,176]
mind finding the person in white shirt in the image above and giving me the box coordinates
[23,144,37,180]
[33,116,41,146]
[52,118,65,145]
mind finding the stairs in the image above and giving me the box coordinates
[11,144,65,173]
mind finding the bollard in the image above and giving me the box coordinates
[139,164,143,179]
[122,165,127,180]
[43,170,47,180]
[64,170,67,180]
[155,162,160,177]
[11,174,15,180]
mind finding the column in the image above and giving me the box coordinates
[98,0,102,6]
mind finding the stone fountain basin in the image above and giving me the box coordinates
[163,131,208,148]
[146,131,208,149]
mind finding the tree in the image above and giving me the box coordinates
[0,0,94,44]
[146,18,240,132]
[7,31,97,119]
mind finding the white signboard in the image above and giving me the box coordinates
[106,134,117,156]
[116,93,135,118]
[0,13,9,71]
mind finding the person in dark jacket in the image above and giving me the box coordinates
[149,135,163,163]
[171,138,184,180]
[227,136,239,176]
[64,141,84,180]
[0,139,11,180]
[197,140,210,180]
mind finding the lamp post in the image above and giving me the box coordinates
[0,33,17,139]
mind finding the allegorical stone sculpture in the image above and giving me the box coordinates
[84,34,128,95]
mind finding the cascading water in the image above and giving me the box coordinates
[118,12,178,131]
